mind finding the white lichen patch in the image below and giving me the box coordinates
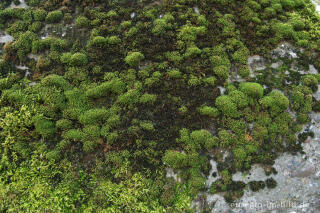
[0,32,13,44]
[193,6,200,14]
[16,65,29,70]
[218,86,226,95]
[206,159,220,187]
[8,0,28,9]
[272,42,301,59]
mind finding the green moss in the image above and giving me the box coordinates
[69,53,88,66]
[215,95,239,118]
[125,52,145,67]
[213,65,229,80]
[302,75,318,91]
[108,36,121,45]
[239,65,250,78]
[139,93,157,104]
[239,82,264,98]
[198,105,220,117]
[233,147,247,162]
[0,0,319,210]
[63,129,85,141]
[33,116,55,138]
[249,181,266,192]
[76,16,90,28]
[45,10,63,23]
[56,119,72,130]
[228,90,249,108]
[184,46,202,58]
[163,150,188,169]
[266,178,277,188]
[260,90,289,115]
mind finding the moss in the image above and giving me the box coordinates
[108,36,121,45]
[28,21,43,33]
[218,130,233,148]
[265,177,277,189]
[139,93,157,104]
[56,119,72,130]
[83,125,101,139]
[125,52,145,67]
[228,90,249,108]
[163,150,188,169]
[213,65,229,80]
[33,116,56,138]
[296,112,310,124]
[233,147,247,162]
[188,75,201,87]
[69,53,88,66]
[260,90,289,115]
[248,181,266,192]
[63,129,85,141]
[167,69,182,79]
[239,82,264,98]
[239,65,250,78]
[198,105,220,118]
[302,75,318,92]
[1,0,320,210]
[184,46,202,58]
[45,10,63,23]
[75,16,90,28]
[215,95,239,118]
[46,149,61,161]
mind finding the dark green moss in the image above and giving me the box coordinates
[248,181,266,192]
[266,177,277,189]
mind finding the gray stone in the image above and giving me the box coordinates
[291,162,315,178]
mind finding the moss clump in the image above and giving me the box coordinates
[260,90,289,116]
[125,52,145,67]
[33,116,55,138]
[265,178,277,189]
[239,82,264,98]
[69,53,88,67]
[75,16,90,28]
[45,10,63,23]
[249,181,266,192]
[33,9,46,22]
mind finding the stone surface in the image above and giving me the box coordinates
[291,162,316,178]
